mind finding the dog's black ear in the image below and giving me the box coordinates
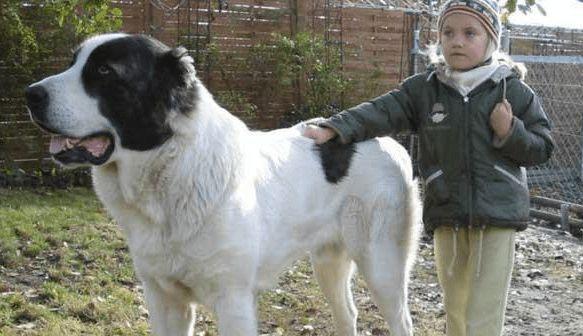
[156,47,196,87]
[154,46,198,115]
[170,46,189,60]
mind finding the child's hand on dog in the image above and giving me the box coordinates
[303,125,337,144]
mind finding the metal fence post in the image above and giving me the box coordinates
[580,120,583,180]
[409,13,421,75]
[501,27,511,53]
[561,203,571,232]
[408,12,422,171]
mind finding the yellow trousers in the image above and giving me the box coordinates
[434,226,516,336]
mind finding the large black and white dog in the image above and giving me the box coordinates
[26,34,420,336]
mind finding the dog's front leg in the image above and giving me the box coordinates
[214,289,257,336]
[143,278,196,336]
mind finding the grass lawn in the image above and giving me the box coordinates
[0,188,149,335]
[0,188,442,335]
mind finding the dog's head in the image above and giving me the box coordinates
[25,33,198,167]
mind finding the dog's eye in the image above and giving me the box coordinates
[97,65,111,75]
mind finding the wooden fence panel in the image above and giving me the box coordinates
[1,1,412,171]
[340,7,408,103]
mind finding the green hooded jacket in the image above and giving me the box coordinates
[320,61,555,234]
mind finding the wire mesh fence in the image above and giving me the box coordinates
[515,56,583,206]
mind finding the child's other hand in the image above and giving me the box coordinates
[490,99,514,139]
[303,125,337,144]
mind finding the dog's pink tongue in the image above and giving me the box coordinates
[49,136,68,154]
[49,135,110,157]
[78,136,110,157]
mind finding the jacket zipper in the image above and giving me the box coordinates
[463,95,474,228]
[438,79,507,229]
[439,81,496,228]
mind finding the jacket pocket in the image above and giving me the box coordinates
[425,169,450,205]
[493,165,528,190]
[484,164,530,220]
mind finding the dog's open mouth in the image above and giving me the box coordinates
[49,132,115,165]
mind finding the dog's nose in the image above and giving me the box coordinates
[25,85,49,110]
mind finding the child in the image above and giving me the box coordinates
[303,1,555,335]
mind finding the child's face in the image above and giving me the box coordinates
[440,13,490,71]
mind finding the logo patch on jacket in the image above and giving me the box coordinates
[430,103,447,124]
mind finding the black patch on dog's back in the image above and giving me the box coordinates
[315,141,356,183]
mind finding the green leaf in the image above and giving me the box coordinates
[0,0,122,81]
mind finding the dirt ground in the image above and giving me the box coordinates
[408,223,583,336]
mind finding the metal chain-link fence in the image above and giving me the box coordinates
[515,56,583,206]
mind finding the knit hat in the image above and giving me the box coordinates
[438,0,502,47]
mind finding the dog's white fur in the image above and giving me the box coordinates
[33,34,421,336]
